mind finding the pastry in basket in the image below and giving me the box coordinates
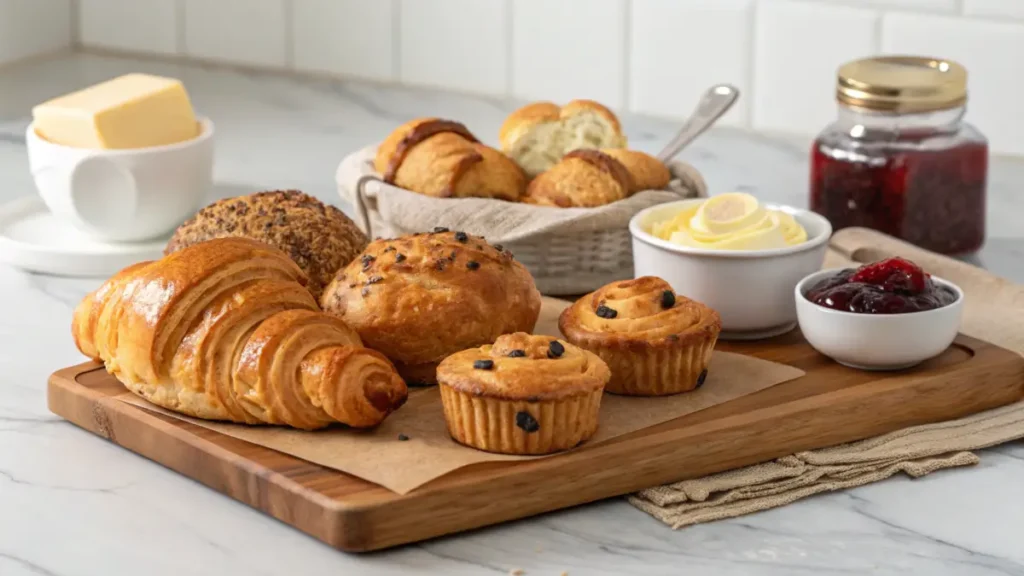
[523,148,670,208]
[437,332,610,455]
[559,276,721,395]
[166,190,368,300]
[374,118,526,201]
[499,99,627,177]
[320,229,542,386]
[72,237,408,430]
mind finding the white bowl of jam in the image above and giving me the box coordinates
[795,257,964,370]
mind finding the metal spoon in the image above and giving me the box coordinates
[656,84,740,162]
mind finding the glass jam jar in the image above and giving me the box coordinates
[810,56,987,255]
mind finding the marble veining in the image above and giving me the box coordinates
[0,53,1022,576]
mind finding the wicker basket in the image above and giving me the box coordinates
[336,145,707,295]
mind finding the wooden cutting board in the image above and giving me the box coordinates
[48,303,1024,553]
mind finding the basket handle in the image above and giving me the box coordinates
[354,173,380,238]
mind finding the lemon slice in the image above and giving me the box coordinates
[690,192,767,236]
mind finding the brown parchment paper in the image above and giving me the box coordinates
[118,349,802,494]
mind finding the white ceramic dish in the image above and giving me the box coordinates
[795,268,965,370]
[0,195,167,277]
[26,117,214,243]
[629,199,832,340]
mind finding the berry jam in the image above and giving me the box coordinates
[805,257,958,314]
[810,136,987,256]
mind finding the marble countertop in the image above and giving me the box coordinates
[1,53,1023,576]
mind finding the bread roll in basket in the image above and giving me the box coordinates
[335,145,706,295]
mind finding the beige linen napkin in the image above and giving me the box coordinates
[630,228,1024,528]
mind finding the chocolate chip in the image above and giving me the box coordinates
[507,349,526,358]
[548,340,565,358]
[435,260,446,271]
[515,411,540,433]
[661,290,676,309]
[361,254,375,270]
[596,305,618,319]
[395,253,406,262]
[695,369,708,389]
[383,246,396,253]
[473,359,494,370]
[454,231,468,243]
[366,275,383,284]
[494,244,504,252]
[433,226,449,233]
[397,433,409,441]
[466,260,480,270]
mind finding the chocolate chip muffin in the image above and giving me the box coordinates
[166,190,368,299]
[319,229,542,386]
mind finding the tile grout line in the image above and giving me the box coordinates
[504,0,514,98]
[392,0,402,82]
[621,0,631,112]
[283,0,295,69]
[747,0,759,130]
[176,0,187,56]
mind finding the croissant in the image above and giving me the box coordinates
[72,237,408,430]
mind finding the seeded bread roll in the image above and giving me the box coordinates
[320,229,542,386]
[166,190,368,300]
[499,100,627,177]
[437,332,609,454]
[374,118,526,201]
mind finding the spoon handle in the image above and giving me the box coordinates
[656,84,740,163]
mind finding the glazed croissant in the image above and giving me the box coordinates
[72,237,408,430]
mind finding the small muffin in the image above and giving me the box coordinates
[375,118,526,201]
[499,100,628,177]
[166,190,368,300]
[600,149,671,193]
[559,276,721,396]
[320,229,542,386]
[437,332,610,455]
[523,149,634,208]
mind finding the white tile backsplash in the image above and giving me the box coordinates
[511,0,627,108]
[0,0,72,66]
[78,0,179,55]
[398,0,507,95]
[183,0,288,68]
[629,0,752,126]
[882,12,1024,156]
[963,0,1024,20]
[753,0,879,135]
[13,0,1024,156]
[293,0,395,82]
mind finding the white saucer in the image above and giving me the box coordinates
[0,195,168,277]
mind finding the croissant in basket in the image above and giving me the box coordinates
[72,237,408,430]
[499,99,628,177]
[375,118,526,201]
[524,148,671,208]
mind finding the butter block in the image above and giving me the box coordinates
[32,73,199,149]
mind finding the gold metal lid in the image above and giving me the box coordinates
[836,56,968,113]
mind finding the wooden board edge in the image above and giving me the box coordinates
[46,364,373,550]
[346,347,1024,550]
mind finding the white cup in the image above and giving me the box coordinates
[26,117,214,243]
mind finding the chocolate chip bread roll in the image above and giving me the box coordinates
[320,229,542,386]
[437,332,610,455]
[559,276,721,396]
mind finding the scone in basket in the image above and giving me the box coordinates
[336,145,707,295]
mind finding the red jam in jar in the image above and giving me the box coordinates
[810,56,987,255]
[805,257,958,314]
